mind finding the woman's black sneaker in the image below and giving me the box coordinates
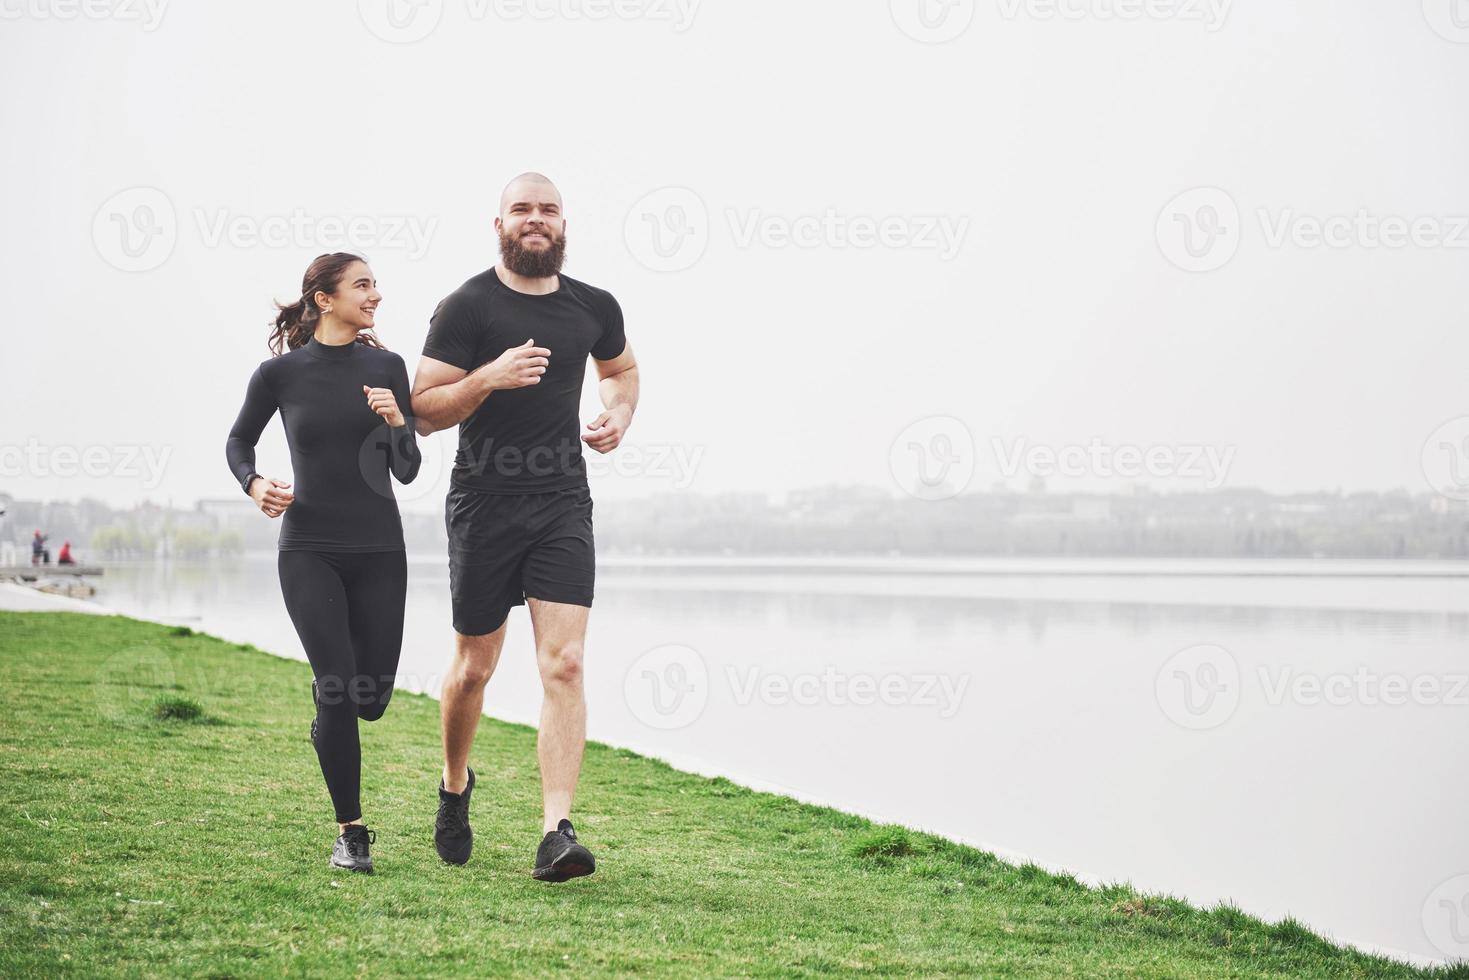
[331,825,375,873]
[434,767,475,865]
[532,819,595,882]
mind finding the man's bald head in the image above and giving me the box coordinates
[500,172,562,216]
[496,172,567,278]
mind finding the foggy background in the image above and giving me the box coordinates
[8,2,1469,967]
[3,0,1468,513]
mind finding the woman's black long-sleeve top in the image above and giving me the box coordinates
[225,336,422,552]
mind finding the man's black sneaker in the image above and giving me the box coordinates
[309,679,320,745]
[532,819,595,882]
[434,767,475,865]
[330,824,375,873]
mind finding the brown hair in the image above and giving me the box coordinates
[268,252,386,355]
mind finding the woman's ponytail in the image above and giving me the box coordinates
[268,295,318,355]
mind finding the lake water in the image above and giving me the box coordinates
[88,555,1468,967]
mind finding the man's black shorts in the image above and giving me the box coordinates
[445,482,595,636]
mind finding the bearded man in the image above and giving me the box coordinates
[410,172,639,880]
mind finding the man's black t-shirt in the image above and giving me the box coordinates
[422,267,626,494]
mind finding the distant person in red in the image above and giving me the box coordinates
[31,531,49,566]
[57,541,75,566]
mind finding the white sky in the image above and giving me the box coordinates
[3,0,1467,512]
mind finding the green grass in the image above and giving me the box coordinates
[151,695,205,723]
[0,611,1459,978]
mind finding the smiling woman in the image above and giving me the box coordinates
[223,251,421,874]
[266,252,386,356]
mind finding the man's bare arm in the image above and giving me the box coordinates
[583,342,639,454]
[410,340,551,435]
[410,357,482,435]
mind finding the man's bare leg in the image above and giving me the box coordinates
[440,623,507,794]
[527,598,589,832]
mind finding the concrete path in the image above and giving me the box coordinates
[0,582,116,615]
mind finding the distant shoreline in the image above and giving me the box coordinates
[151,552,1469,579]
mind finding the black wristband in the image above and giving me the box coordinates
[242,473,262,496]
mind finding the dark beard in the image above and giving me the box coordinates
[499,228,567,278]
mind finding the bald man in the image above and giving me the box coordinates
[411,173,639,880]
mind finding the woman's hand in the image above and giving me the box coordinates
[249,477,294,519]
[363,385,405,428]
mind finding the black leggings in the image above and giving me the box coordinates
[278,549,407,823]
